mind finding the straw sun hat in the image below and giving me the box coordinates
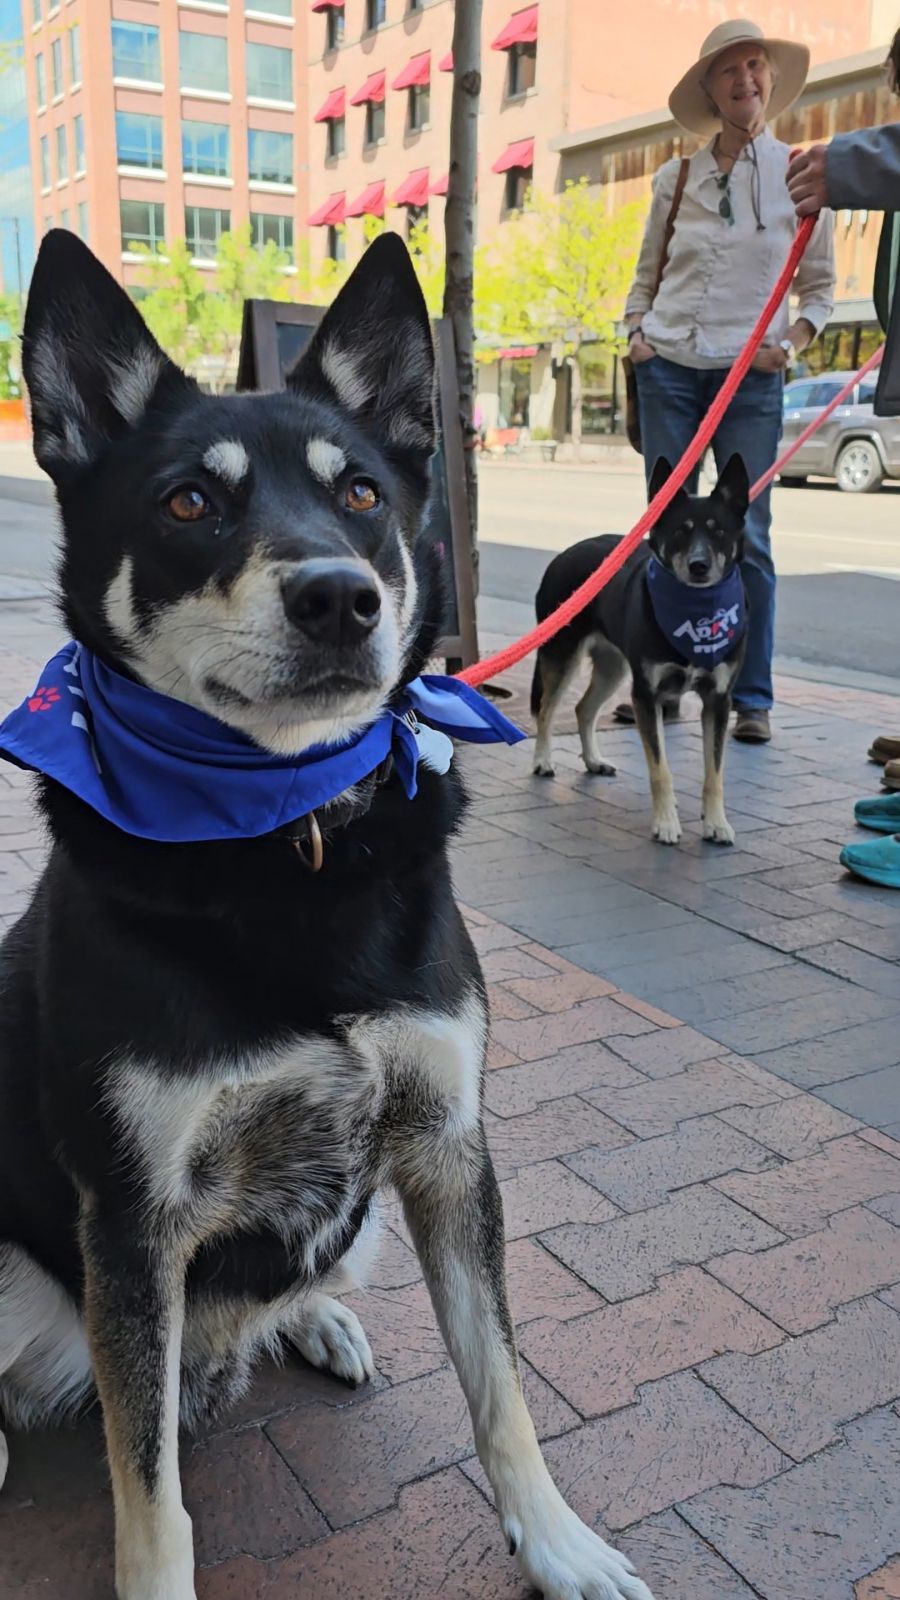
[668,18,810,138]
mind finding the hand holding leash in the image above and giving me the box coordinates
[786,143,829,217]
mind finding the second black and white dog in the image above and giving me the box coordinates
[531,455,751,846]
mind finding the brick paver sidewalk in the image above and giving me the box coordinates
[1,629,899,1598]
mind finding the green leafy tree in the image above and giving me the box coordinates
[0,293,22,399]
[479,179,645,450]
[132,238,216,374]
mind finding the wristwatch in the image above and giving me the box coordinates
[780,338,796,363]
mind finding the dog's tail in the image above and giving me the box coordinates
[530,654,543,717]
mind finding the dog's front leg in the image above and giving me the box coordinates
[632,686,680,844]
[393,1113,654,1600]
[81,1207,195,1600]
[700,686,735,845]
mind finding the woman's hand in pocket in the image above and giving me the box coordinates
[629,335,657,365]
[751,344,788,374]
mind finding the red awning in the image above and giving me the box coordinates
[307,192,346,226]
[349,69,386,105]
[345,180,386,217]
[313,87,345,122]
[497,346,539,360]
[430,172,448,195]
[439,50,453,71]
[392,168,430,207]
[491,137,534,173]
[492,4,538,49]
[311,0,343,11]
[392,52,430,91]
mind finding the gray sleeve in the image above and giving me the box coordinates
[826,125,900,211]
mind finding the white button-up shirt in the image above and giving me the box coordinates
[625,128,835,369]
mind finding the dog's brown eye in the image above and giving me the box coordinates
[167,488,210,522]
[345,479,380,513]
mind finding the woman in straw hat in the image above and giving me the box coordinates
[624,19,835,744]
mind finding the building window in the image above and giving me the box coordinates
[246,0,291,11]
[182,119,230,178]
[406,203,427,237]
[185,205,230,260]
[251,210,294,261]
[121,200,166,253]
[365,99,385,145]
[116,111,163,171]
[35,52,46,106]
[40,134,50,188]
[78,200,88,240]
[51,36,63,97]
[111,21,162,84]
[508,41,537,97]
[246,42,292,102]
[504,165,531,212]
[55,123,67,182]
[408,82,429,130]
[326,8,344,47]
[248,128,293,184]
[60,207,70,229]
[43,216,52,235]
[69,22,81,85]
[408,0,422,10]
[327,115,345,158]
[179,32,229,95]
[326,224,346,262]
[32,0,41,26]
[73,113,85,172]
[366,0,386,29]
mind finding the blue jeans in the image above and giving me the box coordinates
[634,355,784,711]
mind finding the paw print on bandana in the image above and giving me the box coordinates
[27,685,61,713]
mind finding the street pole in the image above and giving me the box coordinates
[443,0,482,589]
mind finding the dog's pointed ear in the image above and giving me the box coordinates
[712,453,750,517]
[22,230,191,483]
[648,454,689,514]
[289,233,436,459]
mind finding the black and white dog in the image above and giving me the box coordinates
[0,231,653,1600]
[531,455,750,846]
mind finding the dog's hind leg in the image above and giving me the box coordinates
[632,685,681,844]
[0,1243,93,1489]
[576,639,628,775]
[80,1213,196,1600]
[532,647,578,778]
[391,1008,656,1600]
[699,681,735,845]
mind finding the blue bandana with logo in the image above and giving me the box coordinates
[646,557,746,667]
[0,643,524,843]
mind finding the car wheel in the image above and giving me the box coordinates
[778,474,807,487]
[835,439,884,493]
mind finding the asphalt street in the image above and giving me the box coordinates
[0,460,898,683]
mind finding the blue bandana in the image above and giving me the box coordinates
[646,557,746,667]
[0,643,524,843]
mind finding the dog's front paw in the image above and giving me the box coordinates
[584,759,617,777]
[503,1493,656,1600]
[652,809,681,846]
[702,811,736,846]
[533,760,556,778]
[290,1293,374,1387]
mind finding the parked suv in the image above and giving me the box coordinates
[779,370,900,493]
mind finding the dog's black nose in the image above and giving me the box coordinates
[282,561,381,645]
[688,556,712,580]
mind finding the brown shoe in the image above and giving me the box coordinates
[883,758,900,791]
[869,735,900,765]
[733,710,771,743]
[613,700,681,726]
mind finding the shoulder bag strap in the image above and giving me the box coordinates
[652,157,690,301]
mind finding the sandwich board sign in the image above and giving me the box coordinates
[236,301,479,672]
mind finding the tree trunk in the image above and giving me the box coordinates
[569,345,583,460]
[443,0,482,584]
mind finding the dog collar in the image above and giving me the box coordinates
[0,642,524,845]
[646,556,746,667]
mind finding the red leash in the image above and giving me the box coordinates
[457,213,817,690]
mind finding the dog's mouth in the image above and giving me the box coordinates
[204,670,381,712]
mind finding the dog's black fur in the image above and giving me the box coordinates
[0,232,654,1600]
[531,455,750,846]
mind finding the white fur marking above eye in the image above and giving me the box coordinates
[320,341,373,412]
[306,439,347,486]
[203,439,250,489]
